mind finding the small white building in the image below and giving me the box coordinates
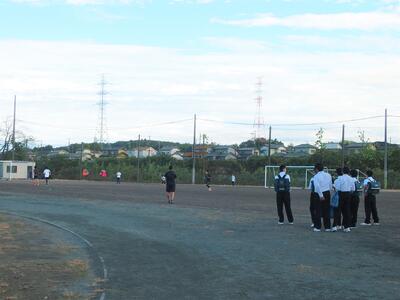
[128,147,158,158]
[0,161,36,180]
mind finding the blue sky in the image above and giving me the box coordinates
[0,0,399,146]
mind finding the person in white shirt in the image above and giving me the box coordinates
[43,167,51,185]
[116,171,122,184]
[231,174,236,186]
[312,163,333,232]
[274,165,294,225]
[333,167,355,232]
[332,168,343,231]
[361,170,380,225]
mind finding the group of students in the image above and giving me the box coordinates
[274,163,380,232]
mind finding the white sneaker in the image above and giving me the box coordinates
[310,223,314,228]
[373,223,380,226]
[313,228,321,232]
[289,222,294,225]
[278,222,284,225]
[344,228,351,232]
[331,226,337,232]
[360,222,371,226]
[325,229,332,232]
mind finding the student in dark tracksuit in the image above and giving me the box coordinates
[361,170,380,226]
[165,165,177,204]
[312,163,333,232]
[350,169,361,228]
[274,165,294,225]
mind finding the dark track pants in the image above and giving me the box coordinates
[312,191,331,230]
[338,192,352,229]
[276,191,294,223]
[364,194,379,224]
[310,192,318,224]
[350,193,360,227]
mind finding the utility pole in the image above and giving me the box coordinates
[192,114,197,184]
[79,142,83,180]
[137,134,140,182]
[384,109,388,189]
[341,124,345,168]
[268,126,272,165]
[12,95,16,161]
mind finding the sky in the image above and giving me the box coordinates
[0,0,400,147]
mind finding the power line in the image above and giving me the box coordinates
[198,115,385,127]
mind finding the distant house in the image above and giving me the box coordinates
[182,145,211,160]
[260,144,286,156]
[101,147,120,157]
[159,146,181,156]
[0,161,36,180]
[344,142,376,154]
[74,149,102,161]
[47,149,69,158]
[207,146,237,161]
[237,147,259,160]
[117,149,129,159]
[293,144,317,155]
[373,141,399,151]
[171,153,184,160]
[128,147,158,158]
[325,142,342,150]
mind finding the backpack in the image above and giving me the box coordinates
[367,179,380,195]
[354,180,363,195]
[331,191,339,208]
[276,174,289,192]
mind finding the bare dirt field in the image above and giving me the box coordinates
[0,179,399,299]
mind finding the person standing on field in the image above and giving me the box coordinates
[274,165,294,225]
[312,163,333,232]
[164,165,177,204]
[43,167,51,185]
[205,170,212,191]
[231,174,236,186]
[116,171,122,184]
[361,170,380,226]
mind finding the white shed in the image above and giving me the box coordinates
[0,161,36,180]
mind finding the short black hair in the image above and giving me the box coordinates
[169,165,173,170]
[367,170,373,177]
[350,169,358,177]
[343,166,350,174]
[279,165,286,172]
[336,167,343,176]
[315,163,324,172]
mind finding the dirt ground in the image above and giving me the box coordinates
[0,212,101,300]
[0,179,399,299]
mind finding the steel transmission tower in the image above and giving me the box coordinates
[95,74,109,145]
[253,77,265,139]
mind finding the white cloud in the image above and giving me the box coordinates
[0,39,399,146]
[211,11,400,31]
